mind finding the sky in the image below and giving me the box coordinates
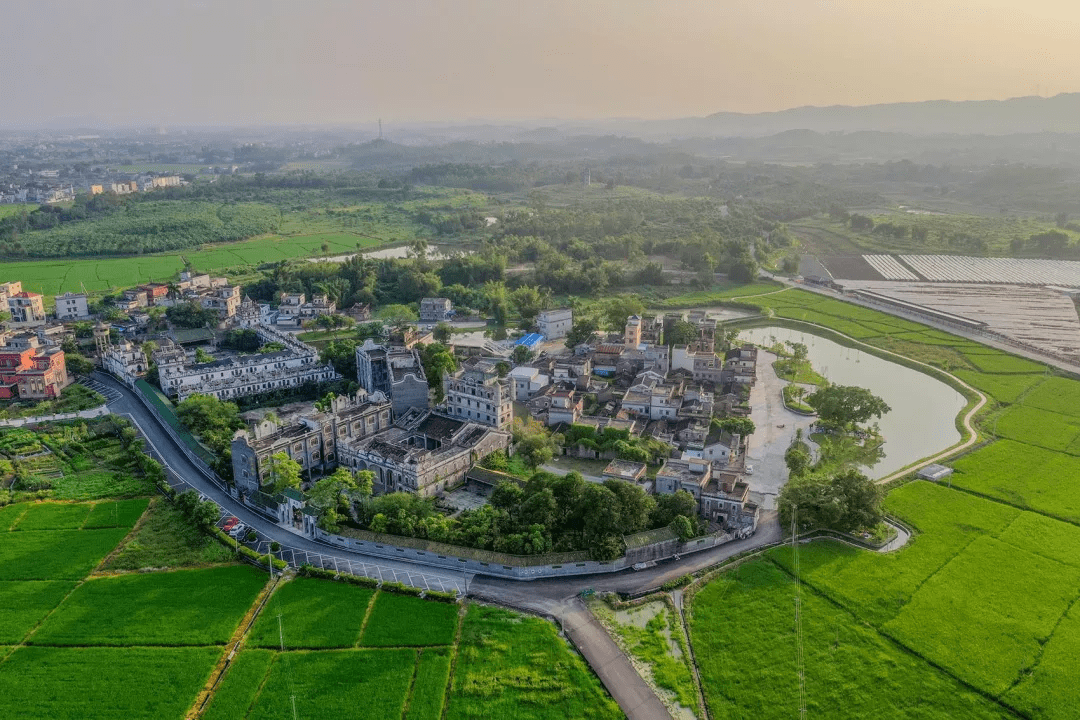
[2,0,1079,127]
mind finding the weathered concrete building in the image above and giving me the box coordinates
[231,390,393,494]
[154,325,336,401]
[340,411,511,496]
[442,356,513,429]
[355,340,429,419]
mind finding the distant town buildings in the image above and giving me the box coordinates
[275,293,336,328]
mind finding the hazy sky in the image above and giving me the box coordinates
[3,0,1078,127]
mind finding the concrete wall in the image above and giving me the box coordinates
[311,526,736,581]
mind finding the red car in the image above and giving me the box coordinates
[222,517,240,532]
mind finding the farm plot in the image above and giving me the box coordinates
[359,591,458,647]
[771,481,1020,626]
[247,577,374,649]
[32,565,266,646]
[997,512,1080,569]
[447,604,623,720]
[246,648,416,720]
[0,502,29,530]
[862,254,919,280]
[960,350,1048,375]
[993,406,1080,453]
[81,498,150,529]
[689,561,1013,720]
[951,440,1080,523]
[12,502,92,530]
[0,646,220,720]
[0,581,75,643]
[882,535,1080,696]
[951,370,1044,404]
[1020,376,1080,417]
[0,528,130,580]
[1005,601,1080,720]
[201,650,275,720]
[408,648,453,719]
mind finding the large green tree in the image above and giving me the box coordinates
[778,469,883,533]
[806,385,891,427]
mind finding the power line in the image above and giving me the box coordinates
[792,506,807,719]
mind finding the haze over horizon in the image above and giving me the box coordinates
[3,0,1079,129]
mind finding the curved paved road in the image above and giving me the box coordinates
[103,373,787,720]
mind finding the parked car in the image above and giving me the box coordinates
[745,464,754,475]
[222,517,239,532]
[229,524,246,538]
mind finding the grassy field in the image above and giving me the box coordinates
[951,440,1080,523]
[0,528,131,580]
[409,647,453,718]
[100,497,235,570]
[447,604,623,720]
[32,565,266,646]
[591,598,700,716]
[690,285,1080,719]
[201,650,276,720]
[13,502,93,530]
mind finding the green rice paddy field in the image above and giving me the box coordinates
[689,287,1080,720]
[5,231,385,296]
[0,496,620,720]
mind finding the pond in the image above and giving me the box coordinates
[740,326,965,479]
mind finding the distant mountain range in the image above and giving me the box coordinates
[562,94,1080,139]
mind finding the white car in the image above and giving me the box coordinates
[745,464,754,475]
[229,524,246,538]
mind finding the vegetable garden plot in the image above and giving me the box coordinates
[690,561,1013,720]
[0,528,130,580]
[882,535,1080,696]
[247,577,373,649]
[246,648,416,720]
[0,645,220,720]
[447,604,622,720]
[32,565,267,646]
[359,592,458,648]
[13,502,92,530]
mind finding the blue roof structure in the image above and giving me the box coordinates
[515,333,544,348]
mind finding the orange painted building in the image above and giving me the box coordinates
[0,338,70,399]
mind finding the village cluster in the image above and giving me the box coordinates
[1,279,762,539]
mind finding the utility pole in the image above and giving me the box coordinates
[378,119,382,140]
